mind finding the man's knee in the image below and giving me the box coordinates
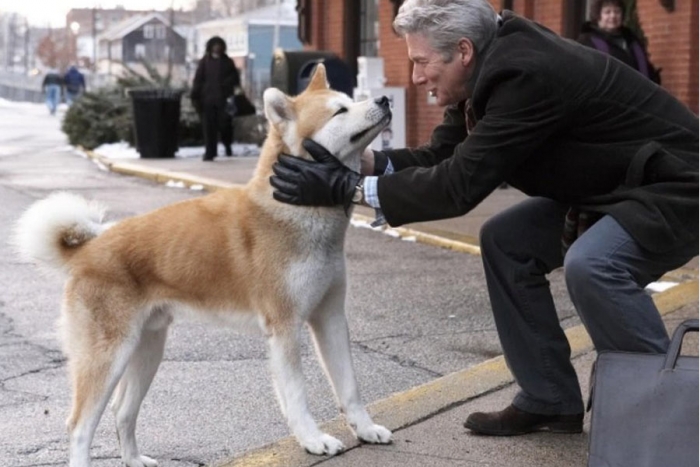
[563,248,610,294]
[479,213,513,254]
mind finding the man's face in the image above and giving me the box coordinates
[406,33,473,106]
[598,4,623,32]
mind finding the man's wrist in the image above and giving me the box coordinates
[351,176,366,205]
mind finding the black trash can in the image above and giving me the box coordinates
[129,88,183,158]
[270,50,356,97]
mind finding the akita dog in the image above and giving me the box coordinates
[14,64,392,467]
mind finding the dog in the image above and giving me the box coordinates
[13,64,393,467]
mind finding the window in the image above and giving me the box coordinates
[359,0,379,57]
[135,43,145,58]
[144,23,166,40]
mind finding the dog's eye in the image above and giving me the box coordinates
[333,107,348,117]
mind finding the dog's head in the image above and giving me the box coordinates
[263,64,392,172]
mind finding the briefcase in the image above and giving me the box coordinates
[587,319,699,467]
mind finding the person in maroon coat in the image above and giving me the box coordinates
[577,0,661,84]
[191,36,241,161]
[269,0,698,437]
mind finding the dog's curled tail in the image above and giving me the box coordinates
[13,192,108,275]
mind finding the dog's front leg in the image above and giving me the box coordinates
[308,285,392,445]
[267,322,345,456]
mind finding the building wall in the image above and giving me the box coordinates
[637,0,698,113]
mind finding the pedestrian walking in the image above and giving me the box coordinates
[190,36,241,161]
[42,69,63,115]
[63,66,86,106]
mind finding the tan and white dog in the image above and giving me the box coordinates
[14,64,392,467]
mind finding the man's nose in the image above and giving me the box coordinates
[412,67,426,86]
[374,96,389,108]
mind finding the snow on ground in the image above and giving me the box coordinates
[0,98,260,159]
[92,142,260,159]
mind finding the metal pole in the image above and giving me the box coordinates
[272,0,281,52]
[92,7,97,72]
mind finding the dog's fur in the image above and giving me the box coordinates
[14,65,392,467]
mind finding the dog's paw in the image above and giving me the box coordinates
[125,455,158,467]
[303,433,345,456]
[356,424,392,444]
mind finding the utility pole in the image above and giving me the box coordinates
[92,7,97,72]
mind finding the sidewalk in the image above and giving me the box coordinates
[83,149,699,467]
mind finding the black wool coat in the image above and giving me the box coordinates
[190,54,241,107]
[375,11,698,254]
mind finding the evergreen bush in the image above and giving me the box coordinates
[61,61,204,150]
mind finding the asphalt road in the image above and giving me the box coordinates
[0,101,580,467]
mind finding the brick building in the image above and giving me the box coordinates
[297,0,698,147]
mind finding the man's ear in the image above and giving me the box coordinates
[263,88,295,127]
[457,38,475,66]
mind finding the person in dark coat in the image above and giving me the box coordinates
[578,0,661,84]
[63,66,86,105]
[190,36,241,161]
[269,0,698,437]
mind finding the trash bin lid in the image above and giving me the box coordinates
[128,87,184,100]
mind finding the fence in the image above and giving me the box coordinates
[0,70,44,103]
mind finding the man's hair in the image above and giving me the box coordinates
[393,0,498,62]
[589,0,626,23]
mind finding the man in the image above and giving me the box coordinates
[63,66,86,106]
[41,69,63,115]
[191,36,241,161]
[270,0,698,436]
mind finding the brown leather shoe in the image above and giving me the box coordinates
[464,404,583,436]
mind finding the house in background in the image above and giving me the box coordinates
[296,0,698,148]
[195,0,302,100]
[96,13,187,85]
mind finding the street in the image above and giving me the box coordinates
[0,101,582,466]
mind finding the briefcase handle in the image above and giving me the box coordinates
[663,319,699,371]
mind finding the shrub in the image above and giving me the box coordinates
[61,61,205,150]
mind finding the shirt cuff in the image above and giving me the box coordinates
[362,158,393,227]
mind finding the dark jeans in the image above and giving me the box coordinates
[202,102,232,158]
[479,197,697,415]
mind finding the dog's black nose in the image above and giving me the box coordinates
[375,96,390,108]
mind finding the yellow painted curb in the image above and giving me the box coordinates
[352,213,482,256]
[218,280,698,467]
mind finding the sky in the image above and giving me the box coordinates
[1,0,194,27]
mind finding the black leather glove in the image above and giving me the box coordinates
[270,139,362,212]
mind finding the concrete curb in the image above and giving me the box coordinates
[218,280,698,467]
[82,150,239,192]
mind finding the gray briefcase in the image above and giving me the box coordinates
[587,319,699,467]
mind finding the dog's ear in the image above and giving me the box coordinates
[263,88,295,127]
[306,63,329,92]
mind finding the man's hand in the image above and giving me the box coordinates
[270,139,362,211]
